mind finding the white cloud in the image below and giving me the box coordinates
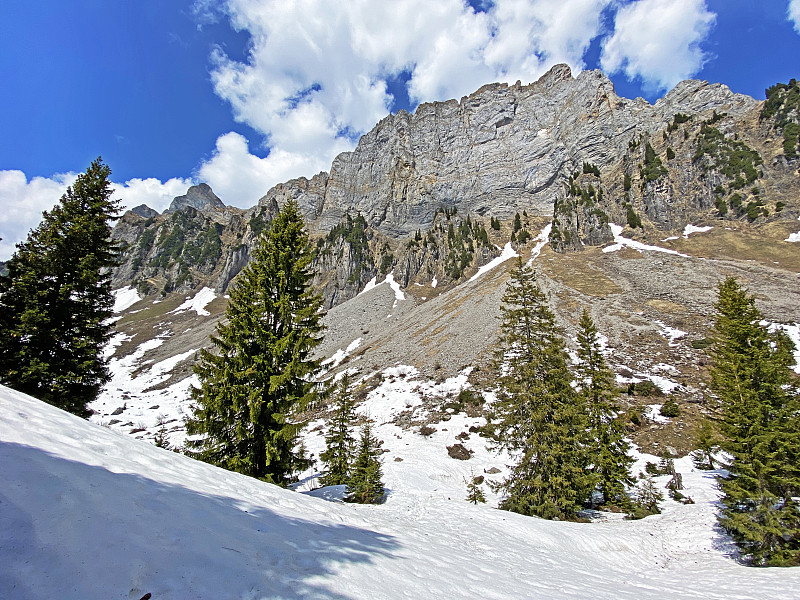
[0,170,193,261]
[200,0,612,198]
[789,0,800,34]
[196,131,347,207]
[600,0,716,92]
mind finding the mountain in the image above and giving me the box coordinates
[97,65,800,463]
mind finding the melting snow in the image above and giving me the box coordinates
[683,224,713,238]
[321,338,363,369]
[469,242,518,281]
[603,224,689,257]
[112,286,141,312]
[645,404,672,424]
[526,222,552,265]
[786,231,800,242]
[654,319,688,346]
[171,287,217,316]
[766,322,800,374]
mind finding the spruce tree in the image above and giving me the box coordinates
[575,309,633,506]
[345,420,385,504]
[490,259,593,520]
[0,158,120,416]
[186,200,324,486]
[711,276,800,566]
[319,374,357,487]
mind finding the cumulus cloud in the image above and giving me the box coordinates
[0,170,193,261]
[197,131,348,207]
[600,0,716,93]
[790,0,800,34]
[200,0,612,198]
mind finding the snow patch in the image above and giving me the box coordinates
[785,231,800,243]
[171,287,217,316]
[358,276,379,296]
[112,286,141,313]
[645,404,672,424]
[654,319,687,346]
[431,275,438,288]
[682,224,712,238]
[469,242,518,281]
[603,223,689,257]
[526,222,552,265]
[321,338,363,369]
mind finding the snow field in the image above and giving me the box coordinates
[3,385,800,599]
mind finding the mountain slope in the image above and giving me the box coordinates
[4,384,800,599]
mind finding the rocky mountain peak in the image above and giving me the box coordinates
[167,183,225,213]
[129,204,159,219]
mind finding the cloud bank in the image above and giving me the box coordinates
[790,0,800,34]
[600,0,716,93]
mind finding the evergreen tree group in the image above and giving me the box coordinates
[345,419,385,504]
[710,277,800,566]
[490,259,631,520]
[319,375,357,487]
[0,158,120,416]
[186,200,324,486]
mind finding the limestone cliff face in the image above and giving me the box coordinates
[112,66,800,304]
[259,65,756,239]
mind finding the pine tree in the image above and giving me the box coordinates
[345,420,385,504]
[691,419,720,470]
[466,473,487,504]
[575,309,633,506]
[0,158,120,416]
[186,200,324,486]
[319,374,357,487]
[490,259,593,520]
[711,276,800,566]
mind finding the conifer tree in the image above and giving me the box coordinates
[466,474,487,504]
[575,309,633,506]
[186,200,324,486]
[490,259,593,520]
[319,374,357,487]
[711,277,800,566]
[346,420,385,504]
[0,158,120,416]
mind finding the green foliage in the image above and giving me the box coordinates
[575,309,634,506]
[489,260,593,520]
[693,124,762,188]
[513,213,522,232]
[0,158,120,416]
[666,147,675,160]
[249,207,270,237]
[582,162,601,177]
[640,142,668,184]
[379,252,394,275]
[668,113,691,131]
[627,474,663,519]
[783,122,800,160]
[466,474,487,504]
[345,420,385,504]
[711,277,800,566]
[659,399,680,418]
[691,419,721,470]
[490,216,501,230]
[319,375,357,487]
[185,200,324,486]
[761,79,800,129]
[623,173,632,191]
[626,205,642,229]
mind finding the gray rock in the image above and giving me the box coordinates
[167,183,225,213]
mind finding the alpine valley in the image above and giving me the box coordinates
[4,65,800,599]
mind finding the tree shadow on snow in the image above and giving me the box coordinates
[0,442,399,600]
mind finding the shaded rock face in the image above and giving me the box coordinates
[260,64,756,239]
[167,183,225,213]
[129,204,159,219]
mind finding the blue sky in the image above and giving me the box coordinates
[1,0,799,259]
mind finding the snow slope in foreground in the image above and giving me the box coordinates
[2,386,798,600]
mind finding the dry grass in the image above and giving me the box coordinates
[540,248,623,297]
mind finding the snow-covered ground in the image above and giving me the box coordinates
[604,224,689,257]
[3,383,800,599]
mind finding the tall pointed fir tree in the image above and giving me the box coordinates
[490,259,593,520]
[186,199,324,486]
[575,309,633,506]
[345,419,385,504]
[319,374,357,487]
[711,276,800,566]
[0,158,120,416]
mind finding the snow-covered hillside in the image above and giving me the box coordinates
[2,385,799,599]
